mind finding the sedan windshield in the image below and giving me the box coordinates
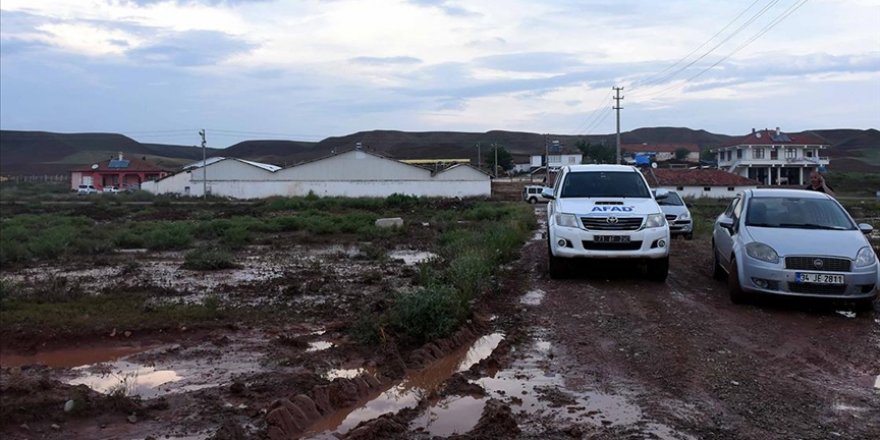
[560,171,651,198]
[657,192,684,206]
[745,197,855,230]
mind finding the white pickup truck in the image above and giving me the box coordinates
[543,164,671,280]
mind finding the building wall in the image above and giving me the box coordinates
[201,180,489,199]
[277,151,428,180]
[142,151,491,199]
[655,185,758,199]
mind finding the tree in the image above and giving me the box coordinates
[674,147,691,161]
[701,146,716,162]
[484,144,513,175]
[576,140,616,164]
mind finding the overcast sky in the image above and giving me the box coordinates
[1,0,878,148]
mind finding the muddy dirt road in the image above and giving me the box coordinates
[2,202,878,440]
[442,208,880,440]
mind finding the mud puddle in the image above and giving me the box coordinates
[411,328,693,439]
[42,331,291,399]
[307,333,505,437]
[0,343,158,369]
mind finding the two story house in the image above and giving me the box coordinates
[714,127,830,186]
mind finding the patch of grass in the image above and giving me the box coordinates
[143,222,193,250]
[386,286,469,347]
[0,293,228,336]
[181,248,238,270]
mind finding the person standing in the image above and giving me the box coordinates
[805,170,835,197]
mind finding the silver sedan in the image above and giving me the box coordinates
[712,189,878,308]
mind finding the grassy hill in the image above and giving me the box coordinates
[1,127,877,175]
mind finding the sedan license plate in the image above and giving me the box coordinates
[796,272,844,285]
[595,235,630,243]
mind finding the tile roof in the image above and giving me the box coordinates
[644,168,761,187]
[622,143,700,153]
[722,129,828,148]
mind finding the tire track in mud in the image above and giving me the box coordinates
[527,228,880,440]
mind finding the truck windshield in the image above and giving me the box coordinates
[560,171,651,198]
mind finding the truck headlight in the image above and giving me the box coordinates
[855,246,876,268]
[555,213,579,228]
[679,212,691,220]
[746,242,779,264]
[645,213,666,228]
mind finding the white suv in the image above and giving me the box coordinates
[522,185,550,204]
[543,165,671,280]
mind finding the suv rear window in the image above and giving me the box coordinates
[560,171,651,198]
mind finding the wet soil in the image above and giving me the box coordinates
[2,205,878,439]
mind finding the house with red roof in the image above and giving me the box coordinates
[643,167,760,199]
[70,153,169,192]
[713,127,830,186]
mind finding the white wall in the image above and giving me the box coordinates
[655,185,757,199]
[143,151,491,199]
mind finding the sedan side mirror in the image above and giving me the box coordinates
[858,223,874,234]
[542,187,555,200]
[719,218,735,232]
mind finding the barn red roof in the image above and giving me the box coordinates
[644,168,760,187]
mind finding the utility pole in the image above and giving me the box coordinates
[544,134,549,172]
[613,86,624,164]
[493,143,499,178]
[476,143,481,168]
[199,129,207,199]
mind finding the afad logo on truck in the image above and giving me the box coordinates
[591,206,635,212]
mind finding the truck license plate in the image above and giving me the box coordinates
[796,272,844,285]
[595,235,630,243]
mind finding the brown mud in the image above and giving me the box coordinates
[2,205,878,439]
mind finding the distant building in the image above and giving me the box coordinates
[529,140,583,171]
[643,168,760,199]
[70,153,169,191]
[714,127,830,186]
[622,143,700,163]
[141,149,490,199]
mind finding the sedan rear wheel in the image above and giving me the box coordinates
[728,257,748,304]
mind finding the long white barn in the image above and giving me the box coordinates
[141,150,491,199]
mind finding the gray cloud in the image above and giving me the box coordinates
[407,0,479,17]
[475,52,587,73]
[127,30,254,66]
[350,56,422,66]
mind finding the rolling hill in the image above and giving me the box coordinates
[1,127,877,175]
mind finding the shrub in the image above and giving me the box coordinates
[220,226,251,249]
[181,248,238,270]
[387,286,468,346]
[144,223,193,250]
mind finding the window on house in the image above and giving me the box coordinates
[785,148,796,159]
[805,150,814,158]
[736,149,743,159]
[676,186,683,191]
[770,149,778,160]
[704,187,711,191]
[727,187,735,191]
[753,148,764,159]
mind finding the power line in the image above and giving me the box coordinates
[629,0,783,99]
[574,88,614,135]
[637,0,810,102]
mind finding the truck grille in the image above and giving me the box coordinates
[665,214,676,221]
[785,257,851,272]
[582,240,643,251]
[581,216,643,231]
